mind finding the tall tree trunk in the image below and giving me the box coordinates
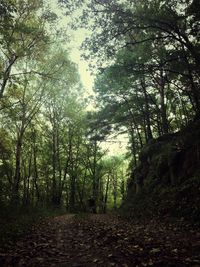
[159,72,169,134]
[129,125,137,166]
[92,140,98,213]
[67,130,76,212]
[69,173,76,212]
[33,140,40,204]
[113,173,117,210]
[51,121,57,205]
[12,133,23,206]
[186,55,200,115]
[103,174,110,213]
[0,54,18,98]
[140,78,153,141]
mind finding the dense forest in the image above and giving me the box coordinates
[0,0,200,266]
[0,0,127,214]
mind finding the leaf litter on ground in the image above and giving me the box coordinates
[0,214,200,266]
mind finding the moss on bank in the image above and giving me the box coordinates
[122,119,200,223]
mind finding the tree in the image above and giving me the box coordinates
[0,0,53,99]
[60,0,199,169]
[64,0,200,115]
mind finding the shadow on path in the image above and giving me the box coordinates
[0,214,200,266]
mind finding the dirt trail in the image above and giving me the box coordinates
[0,214,200,267]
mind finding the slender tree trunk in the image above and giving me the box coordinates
[129,125,137,166]
[11,133,23,206]
[92,140,98,213]
[0,54,18,98]
[186,56,200,115]
[122,94,143,147]
[140,78,153,141]
[27,155,31,205]
[51,120,57,205]
[69,172,76,212]
[67,130,76,212]
[22,161,27,206]
[159,72,169,134]
[33,141,40,204]
[103,174,110,213]
[112,173,118,210]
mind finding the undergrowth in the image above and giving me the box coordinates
[120,176,200,225]
[0,206,66,249]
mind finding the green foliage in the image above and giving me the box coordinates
[0,0,102,213]
[1,0,200,225]
[64,0,200,179]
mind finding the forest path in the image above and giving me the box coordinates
[1,214,200,267]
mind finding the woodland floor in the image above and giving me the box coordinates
[0,214,200,267]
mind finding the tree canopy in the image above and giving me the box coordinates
[0,0,199,216]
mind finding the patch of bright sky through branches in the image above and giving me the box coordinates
[49,0,128,156]
[48,0,94,98]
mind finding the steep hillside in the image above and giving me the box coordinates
[123,119,200,222]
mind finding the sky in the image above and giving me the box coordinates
[48,0,94,95]
[49,0,128,156]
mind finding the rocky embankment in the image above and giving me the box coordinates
[123,119,200,222]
